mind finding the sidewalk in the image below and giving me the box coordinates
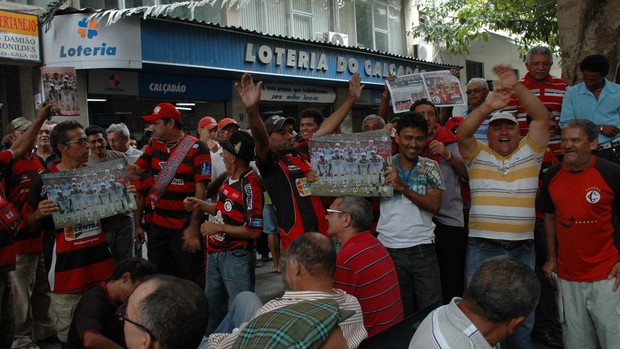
[253,259,285,304]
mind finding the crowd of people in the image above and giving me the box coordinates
[0,46,619,349]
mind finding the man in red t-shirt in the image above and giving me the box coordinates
[541,119,620,348]
[328,195,403,337]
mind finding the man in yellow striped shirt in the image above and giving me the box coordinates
[457,65,550,349]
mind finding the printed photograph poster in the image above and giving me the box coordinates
[424,70,466,106]
[309,130,393,197]
[41,159,136,229]
[41,67,80,116]
[386,70,466,113]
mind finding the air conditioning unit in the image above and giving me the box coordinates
[415,43,434,61]
[326,32,349,46]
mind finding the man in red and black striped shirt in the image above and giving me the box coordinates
[184,130,263,334]
[25,120,114,346]
[3,117,56,348]
[0,103,52,349]
[328,195,404,337]
[236,74,329,250]
[133,103,211,286]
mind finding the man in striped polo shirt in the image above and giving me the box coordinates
[457,65,550,349]
[505,45,567,348]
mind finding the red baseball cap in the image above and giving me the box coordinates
[218,118,239,131]
[142,103,182,122]
[198,116,218,130]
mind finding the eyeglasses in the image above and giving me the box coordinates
[64,137,88,145]
[466,88,487,95]
[116,303,158,342]
[326,208,347,215]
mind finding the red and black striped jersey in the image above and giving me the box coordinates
[0,150,15,272]
[257,151,327,249]
[4,154,46,254]
[208,169,264,253]
[24,163,113,294]
[135,135,211,229]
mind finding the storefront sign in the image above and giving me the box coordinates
[260,84,336,103]
[244,43,418,78]
[139,72,232,100]
[88,70,139,95]
[140,20,451,86]
[42,14,141,69]
[0,10,40,62]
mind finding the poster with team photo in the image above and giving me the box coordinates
[309,130,393,197]
[42,159,136,228]
[386,70,465,113]
[41,67,80,116]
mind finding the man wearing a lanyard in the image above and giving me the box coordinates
[379,112,445,317]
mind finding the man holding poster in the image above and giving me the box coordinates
[24,121,113,346]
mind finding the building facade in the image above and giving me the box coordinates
[21,0,451,138]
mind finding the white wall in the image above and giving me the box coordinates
[438,32,561,81]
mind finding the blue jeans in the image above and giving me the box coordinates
[386,244,442,317]
[215,291,263,333]
[465,237,535,349]
[263,204,277,235]
[206,249,256,335]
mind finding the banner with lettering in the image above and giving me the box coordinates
[0,10,40,62]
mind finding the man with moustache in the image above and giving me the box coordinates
[541,119,620,349]
[379,112,445,317]
[25,121,114,346]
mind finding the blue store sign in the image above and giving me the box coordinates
[139,72,232,99]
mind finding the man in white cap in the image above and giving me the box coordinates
[457,65,550,348]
